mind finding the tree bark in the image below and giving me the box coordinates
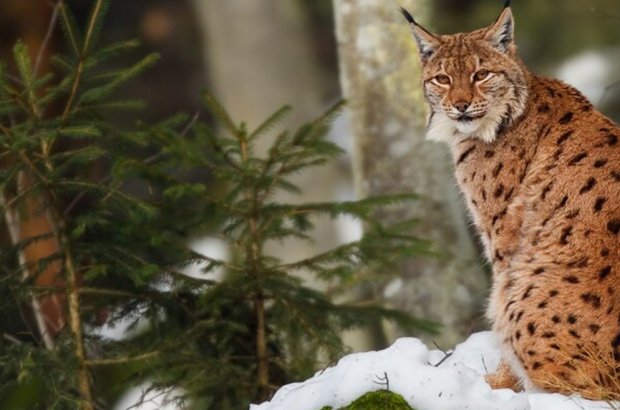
[334,0,488,347]
[193,0,326,142]
[191,0,347,263]
[0,0,65,348]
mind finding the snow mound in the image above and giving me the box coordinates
[251,331,616,410]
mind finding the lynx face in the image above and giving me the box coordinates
[404,8,529,143]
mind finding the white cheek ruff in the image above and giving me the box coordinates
[426,113,458,143]
[426,102,507,144]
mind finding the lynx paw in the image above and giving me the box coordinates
[485,360,521,391]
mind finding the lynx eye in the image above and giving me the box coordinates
[474,69,491,82]
[433,75,451,85]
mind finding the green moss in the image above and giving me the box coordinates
[321,390,414,410]
[317,390,415,410]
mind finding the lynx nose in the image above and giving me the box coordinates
[454,101,470,113]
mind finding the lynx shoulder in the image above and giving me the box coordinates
[403,4,620,400]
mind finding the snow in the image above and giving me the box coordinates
[91,236,230,342]
[250,331,617,410]
[556,50,617,105]
[182,236,230,281]
[383,278,403,298]
[113,383,185,410]
[88,303,156,342]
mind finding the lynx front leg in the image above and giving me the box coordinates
[485,359,521,391]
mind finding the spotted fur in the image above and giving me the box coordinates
[405,5,620,400]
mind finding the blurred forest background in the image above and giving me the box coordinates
[0,0,618,409]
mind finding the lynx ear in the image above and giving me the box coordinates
[484,5,514,53]
[400,7,441,64]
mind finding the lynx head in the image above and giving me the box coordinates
[402,2,529,144]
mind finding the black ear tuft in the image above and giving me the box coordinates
[485,7,514,53]
[401,8,441,63]
[400,7,415,24]
[504,0,511,8]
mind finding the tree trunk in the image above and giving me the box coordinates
[192,0,347,263]
[193,0,326,143]
[334,0,488,347]
[0,0,65,348]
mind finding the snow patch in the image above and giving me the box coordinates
[335,215,363,244]
[251,331,618,410]
[556,51,612,104]
[89,303,157,342]
[114,383,185,410]
[383,278,403,298]
[182,236,229,281]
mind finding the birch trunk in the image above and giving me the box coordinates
[334,0,488,346]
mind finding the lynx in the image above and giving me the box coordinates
[402,2,620,400]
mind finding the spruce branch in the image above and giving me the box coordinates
[59,3,81,57]
[81,0,109,56]
[85,350,160,367]
[202,92,239,138]
[78,52,160,104]
[249,105,292,140]
[60,0,106,122]
[13,41,41,119]
[34,0,63,78]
